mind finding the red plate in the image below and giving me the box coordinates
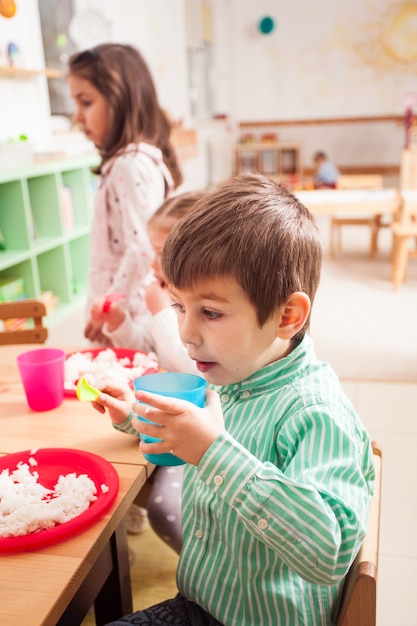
[0,448,119,553]
[64,348,159,397]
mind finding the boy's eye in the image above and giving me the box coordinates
[171,303,221,320]
[204,309,222,320]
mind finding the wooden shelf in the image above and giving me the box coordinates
[0,65,63,79]
[235,142,302,178]
[0,155,97,320]
[44,67,63,79]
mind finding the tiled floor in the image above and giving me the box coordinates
[340,379,417,625]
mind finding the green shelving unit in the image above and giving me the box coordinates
[0,153,99,325]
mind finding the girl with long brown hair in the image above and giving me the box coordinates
[68,43,182,344]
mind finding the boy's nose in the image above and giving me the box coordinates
[179,316,201,347]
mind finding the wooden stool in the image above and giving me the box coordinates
[391,221,417,289]
[330,214,384,258]
[330,175,389,258]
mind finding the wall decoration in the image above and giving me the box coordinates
[381,2,417,64]
[287,1,417,119]
[0,0,16,19]
[7,41,19,65]
[258,16,275,35]
[231,0,417,121]
[354,2,417,72]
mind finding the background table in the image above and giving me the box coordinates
[294,188,400,216]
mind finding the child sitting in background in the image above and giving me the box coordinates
[313,150,340,188]
[90,191,205,373]
[101,172,375,626]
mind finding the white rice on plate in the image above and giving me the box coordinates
[65,348,159,391]
[0,461,98,538]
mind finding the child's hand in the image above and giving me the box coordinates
[84,318,108,343]
[90,296,127,331]
[91,382,135,425]
[145,280,172,314]
[132,388,225,466]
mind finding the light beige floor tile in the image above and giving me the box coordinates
[377,553,417,626]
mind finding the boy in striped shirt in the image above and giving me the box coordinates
[105,172,375,626]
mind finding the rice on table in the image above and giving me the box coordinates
[65,348,159,391]
[0,460,97,538]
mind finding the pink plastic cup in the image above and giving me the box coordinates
[16,348,66,412]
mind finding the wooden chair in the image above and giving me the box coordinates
[336,175,384,190]
[391,190,417,290]
[335,441,382,626]
[0,299,48,345]
[330,175,388,257]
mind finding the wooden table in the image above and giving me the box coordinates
[0,345,153,626]
[294,188,401,217]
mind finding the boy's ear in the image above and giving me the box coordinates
[277,292,311,339]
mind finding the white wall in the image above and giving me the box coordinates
[0,0,51,148]
[74,0,191,124]
[226,0,417,120]
[0,0,190,150]
[1,0,414,169]
[210,0,414,168]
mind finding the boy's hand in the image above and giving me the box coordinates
[132,389,225,466]
[91,382,135,425]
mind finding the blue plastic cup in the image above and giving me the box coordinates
[134,372,207,466]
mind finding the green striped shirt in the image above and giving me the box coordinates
[176,334,375,626]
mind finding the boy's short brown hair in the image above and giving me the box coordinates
[161,173,322,338]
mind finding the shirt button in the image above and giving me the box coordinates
[241,390,250,398]
[195,529,203,539]
[214,474,224,486]
[257,519,269,530]
[220,394,229,402]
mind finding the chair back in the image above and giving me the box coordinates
[335,442,382,626]
[397,190,417,224]
[0,300,48,345]
[337,175,383,190]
